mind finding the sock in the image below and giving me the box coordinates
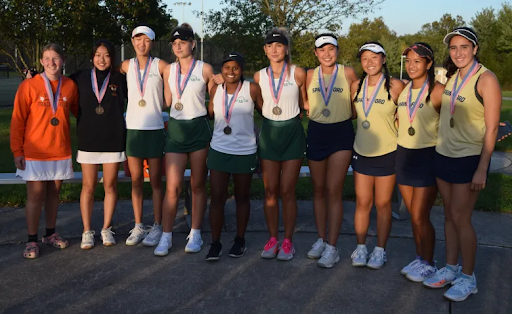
[235,236,245,247]
[45,228,55,237]
[135,223,144,229]
[446,263,459,271]
[374,246,385,252]
[461,272,474,280]
[28,234,38,243]
[416,255,422,260]
[190,228,201,236]
[357,244,366,249]
[161,232,172,240]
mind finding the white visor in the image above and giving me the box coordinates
[315,36,338,48]
[358,44,386,56]
[131,26,155,41]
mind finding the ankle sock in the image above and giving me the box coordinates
[190,228,201,236]
[45,228,55,237]
[28,234,38,243]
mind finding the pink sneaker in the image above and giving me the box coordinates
[261,237,279,259]
[42,233,69,249]
[277,239,295,261]
[23,242,39,259]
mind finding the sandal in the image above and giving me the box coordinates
[23,242,39,259]
[42,233,69,249]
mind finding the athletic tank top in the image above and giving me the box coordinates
[210,81,256,155]
[168,60,207,120]
[126,57,164,130]
[436,65,488,158]
[259,65,300,121]
[353,78,398,157]
[307,65,352,123]
[397,82,439,149]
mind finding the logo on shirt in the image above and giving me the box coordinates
[398,101,424,108]
[355,97,385,105]
[283,80,293,87]
[236,96,249,103]
[189,75,201,82]
[110,84,118,96]
[311,87,344,93]
[444,89,466,103]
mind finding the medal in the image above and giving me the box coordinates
[222,81,242,136]
[95,106,105,115]
[175,58,197,111]
[267,63,287,116]
[408,126,415,136]
[449,60,479,128]
[361,74,385,130]
[319,64,338,116]
[405,79,429,137]
[91,69,110,111]
[133,56,153,109]
[41,72,62,127]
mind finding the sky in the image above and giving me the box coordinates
[162,0,506,36]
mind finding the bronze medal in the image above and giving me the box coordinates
[223,126,232,135]
[175,102,183,111]
[408,126,415,136]
[51,117,60,126]
[450,117,454,128]
[272,106,282,115]
[138,99,146,107]
[322,108,331,117]
[95,106,105,115]
[362,120,370,129]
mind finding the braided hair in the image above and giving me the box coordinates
[353,41,391,102]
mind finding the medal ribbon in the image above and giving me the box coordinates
[319,64,338,107]
[91,69,111,104]
[362,74,385,119]
[267,63,287,105]
[450,60,479,115]
[176,58,197,101]
[406,79,429,125]
[222,82,242,125]
[41,72,62,115]
[134,57,153,99]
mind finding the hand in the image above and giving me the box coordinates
[14,156,26,170]
[306,110,310,118]
[212,74,224,85]
[299,112,304,120]
[471,168,487,191]
[497,122,511,142]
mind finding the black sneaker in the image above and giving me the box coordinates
[205,241,222,261]
[229,237,247,258]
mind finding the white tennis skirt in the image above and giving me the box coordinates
[16,158,74,181]
[77,151,127,164]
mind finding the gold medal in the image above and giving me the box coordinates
[272,106,282,115]
[408,126,415,136]
[138,99,146,107]
[175,102,183,111]
[95,106,104,115]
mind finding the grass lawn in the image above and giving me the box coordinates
[1,107,512,213]
[502,91,512,98]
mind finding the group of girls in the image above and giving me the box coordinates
[10,23,501,303]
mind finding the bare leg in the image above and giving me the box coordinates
[437,178,458,266]
[209,170,230,242]
[261,159,281,239]
[398,184,418,255]
[374,174,396,248]
[308,158,327,241]
[189,148,209,230]
[233,173,253,238]
[161,153,187,232]
[354,171,374,245]
[408,186,437,263]
[25,181,46,235]
[80,164,99,231]
[147,157,164,224]
[280,158,302,241]
[128,157,144,224]
[102,163,120,229]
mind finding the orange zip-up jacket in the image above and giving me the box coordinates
[10,74,78,161]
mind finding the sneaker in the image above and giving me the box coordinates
[307,238,326,259]
[229,237,247,258]
[444,274,478,302]
[261,237,279,259]
[101,227,116,246]
[351,245,368,267]
[401,256,421,275]
[125,225,147,246]
[23,242,39,259]
[142,222,162,247]
[154,236,172,256]
[423,266,461,288]
[317,244,340,268]
[206,241,223,261]
[277,239,295,261]
[406,261,437,282]
[366,247,387,269]
[185,233,203,253]
[42,233,69,249]
[80,230,95,250]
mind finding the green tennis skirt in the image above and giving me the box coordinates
[207,148,258,174]
[258,116,306,161]
[164,116,212,153]
[126,129,166,158]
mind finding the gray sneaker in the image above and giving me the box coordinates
[317,244,340,268]
[101,227,116,246]
[126,225,147,246]
[307,238,326,259]
[351,245,368,267]
[276,239,295,261]
[143,222,162,247]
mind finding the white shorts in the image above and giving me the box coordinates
[16,158,74,181]
[77,151,127,164]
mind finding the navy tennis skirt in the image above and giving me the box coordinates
[306,119,355,161]
[435,152,487,184]
[396,145,436,187]
[351,150,396,177]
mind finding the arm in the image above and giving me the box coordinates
[350,79,360,119]
[10,82,31,169]
[163,65,172,109]
[120,60,130,75]
[431,82,445,113]
[208,84,218,119]
[158,59,169,76]
[250,82,263,115]
[294,66,307,111]
[344,66,359,89]
[305,68,315,111]
[69,81,79,118]
[202,63,216,95]
[473,71,502,190]
[390,78,406,104]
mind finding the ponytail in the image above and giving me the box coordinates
[382,62,391,100]
[353,72,367,102]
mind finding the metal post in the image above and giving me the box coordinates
[121,43,124,61]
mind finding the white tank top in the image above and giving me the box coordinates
[126,57,164,130]
[259,65,300,121]
[210,81,256,155]
[168,60,207,120]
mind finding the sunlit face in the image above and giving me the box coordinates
[131,34,152,56]
[449,35,478,69]
[93,45,111,71]
[360,50,386,76]
[264,42,288,63]
[315,44,338,67]
[405,50,432,80]
[172,39,194,58]
[40,49,63,78]
[221,61,242,84]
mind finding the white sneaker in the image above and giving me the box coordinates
[101,227,116,246]
[423,265,461,288]
[142,222,162,247]
[154,236,172,256]
[185,233,203,253]
[351,245,368,267]
[366,247,387,269]
[444,274,478,302]
[307,238,326,259]
[401,257,421,275]
[125,225,147,246]
[406,262,437,282]
[80,230,95,250]
[317,244,340,268]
